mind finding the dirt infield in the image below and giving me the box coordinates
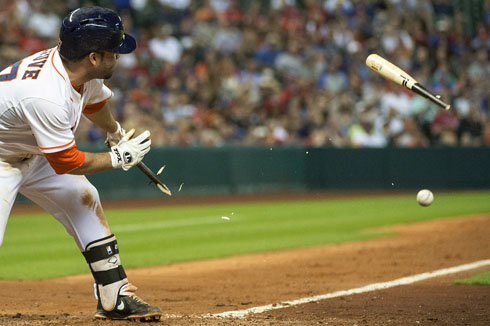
[1,194,489,325]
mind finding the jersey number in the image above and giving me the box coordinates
[0,61,22,82]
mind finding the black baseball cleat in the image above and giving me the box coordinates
[94,285,162,322]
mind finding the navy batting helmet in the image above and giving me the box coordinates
[59,6,136,61]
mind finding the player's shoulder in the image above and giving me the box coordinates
[25,48,65,80]
[15,48,69,104]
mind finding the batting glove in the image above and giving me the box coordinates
[110,129,151,171]
[105,121,126,147]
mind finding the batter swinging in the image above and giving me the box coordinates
[0,6,161,321]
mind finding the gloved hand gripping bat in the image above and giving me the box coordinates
[107,122,171,196]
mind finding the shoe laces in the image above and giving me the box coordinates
[120,283,149,305]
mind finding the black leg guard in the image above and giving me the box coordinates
[83,234,128,311]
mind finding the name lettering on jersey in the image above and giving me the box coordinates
[27,60,47,68]
[22,49,53,80]
[22,70,41,80]
[32,49,52,62]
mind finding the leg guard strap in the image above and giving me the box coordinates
[93,265,127,286]
[83,238,119,263]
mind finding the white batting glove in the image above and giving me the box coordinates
[110,129,151,171]
[105,122,126,147]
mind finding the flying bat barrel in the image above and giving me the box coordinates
[366,54,450,110]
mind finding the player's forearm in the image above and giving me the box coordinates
[70,152,114,175]
[69,129,151,175]
[84,106,118,133]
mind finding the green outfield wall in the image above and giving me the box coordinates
[73,146,490,200]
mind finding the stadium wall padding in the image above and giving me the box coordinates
[82,146,490,200]
[14,146,490,203]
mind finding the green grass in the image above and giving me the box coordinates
[1,190,489,280]
[454,271,490,286]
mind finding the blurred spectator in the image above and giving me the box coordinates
[431,108,460,146]
[149,24,183,64]
[1,0,488,149]
[349,119,387,148]
[457,107,483,146]
[212,16,242,55]
[27,5,61,40]
[159,0,190,10]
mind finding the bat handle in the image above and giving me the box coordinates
[136,161,158,183]
[107,134,172,196]
[136,161,172,196]
[412,83,451,110]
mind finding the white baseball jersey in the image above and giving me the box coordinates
[0,47,112,173]
[0,47,115,250]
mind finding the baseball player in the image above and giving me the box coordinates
[0,7,162,321]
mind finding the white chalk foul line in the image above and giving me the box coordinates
[211,259,490,318]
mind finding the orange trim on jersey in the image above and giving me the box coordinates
[71,82,82,93]
[38,138,75,150]
[44,144,86,174]
[83,95,112,114]
[51,49,65,81]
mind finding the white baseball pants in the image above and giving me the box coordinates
[0,155,111,250]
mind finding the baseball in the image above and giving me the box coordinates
[416,189,434,207]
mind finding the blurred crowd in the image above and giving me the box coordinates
[1,0,489,148]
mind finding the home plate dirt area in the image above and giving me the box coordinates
[1,194,489,325]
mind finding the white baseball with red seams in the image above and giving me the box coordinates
[417,189,434,207]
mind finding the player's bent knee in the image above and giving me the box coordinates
[65,181,101,208]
